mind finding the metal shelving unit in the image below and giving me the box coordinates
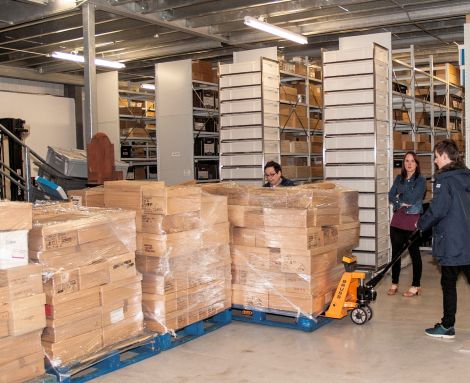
[118,86,157,179]
[279,59,323,182]
[323,43,391,270]
[219,57,280,185]
[392,46,465,200]
[155,59,219,184]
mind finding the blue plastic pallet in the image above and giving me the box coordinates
[159,309,232,351]
[231,305,332,332]
[46,332,161,383]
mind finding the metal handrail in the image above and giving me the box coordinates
[0,123,51,201]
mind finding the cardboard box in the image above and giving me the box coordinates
[42,306,102,342]
[8,293,46,336]
[102,313,144,347]
[108,253,136,282]
[68,187,105,207]
[145,307,188,333]
[142,186,202,215]
[201,193,228,226]
[102,299,142,327]
[28,228,78,252]
[100,275,142,306]
[0,230,29,269]
[43,328,103,366]
[279,85,297,102]
[0,330,42,366]
[232,284,269,308]
[192,60,213,83]
[0,351,45,383]
[137,229,202,257]
[45,287,100,319]
[0,201,32,231]
[0,263,43,300]
[139,211,201,234]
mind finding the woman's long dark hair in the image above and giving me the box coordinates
[400,151,421,179]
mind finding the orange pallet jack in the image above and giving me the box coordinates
[324,230,420,325]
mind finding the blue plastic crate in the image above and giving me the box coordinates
[231,305,332,332]
[159,309,232,351]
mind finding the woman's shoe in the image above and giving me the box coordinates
[387,284,399,295]
[403,286,421,297]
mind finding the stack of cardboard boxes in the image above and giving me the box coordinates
[104,181,231,333]
[68,186,105,207]
[29,205,142,367]
[0,202,46,382]
[202,183,359,317]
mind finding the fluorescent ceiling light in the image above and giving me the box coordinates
[51,51,125,69]
[140,83,155,90]
[243,16,308,45]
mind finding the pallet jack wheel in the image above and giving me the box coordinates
[363,305,373,321]
[350,307,368,325]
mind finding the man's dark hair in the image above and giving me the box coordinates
[434,139,462,163]
[400,151,421,179]
[264,161,282,173]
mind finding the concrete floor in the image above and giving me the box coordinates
[95,252,470,383]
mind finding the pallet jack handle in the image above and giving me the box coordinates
[366,230,421,288]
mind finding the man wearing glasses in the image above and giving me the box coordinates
[263,161,295,188]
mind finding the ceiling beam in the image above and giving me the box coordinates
[0,63,83,85]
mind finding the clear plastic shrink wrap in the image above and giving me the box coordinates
[202,182,360,319]
[104,181,231,335]
[30,204,143,368]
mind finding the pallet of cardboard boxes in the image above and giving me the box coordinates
[104,181,231,334]
[29,204,143,368]
[202,182,359,318]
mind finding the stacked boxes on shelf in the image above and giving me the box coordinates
[323,43,391,269]
[279,56,324,182]
[29,204,142,367]
[0,202,46,382]
[219,58,280,185]
[104,181,231,333]
[202,183,359,317]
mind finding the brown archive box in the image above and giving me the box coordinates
[45,286,100,319]
[44,260,110,296]
[138,210,201,234]
[0,201,32,231]
[0,330,42,366]
[142,185,202,215]
[108,253,136,282]
[0,263,43,301]
[102,312,144,347]
[0,351,45,383]
[104,180,166,210]
[8,293,46,336]
[43,328,103,366]
[42,306,102,342]
[68,186,105,207]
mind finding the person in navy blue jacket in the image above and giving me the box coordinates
[417,139,470,339]
[387,151,426,297]
[263,161,295,188]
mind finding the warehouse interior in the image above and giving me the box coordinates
[1,1,470,382]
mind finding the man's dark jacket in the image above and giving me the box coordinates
[417,162,470,266]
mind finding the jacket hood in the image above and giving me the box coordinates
[436,161,468,176]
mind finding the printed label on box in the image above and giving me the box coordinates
[110,307,125,324]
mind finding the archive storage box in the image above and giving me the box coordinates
[104,181,231,334]
[30,204,143,368]
[0,201,32,269]
[0,263,46,382]
[203,182,359,318]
